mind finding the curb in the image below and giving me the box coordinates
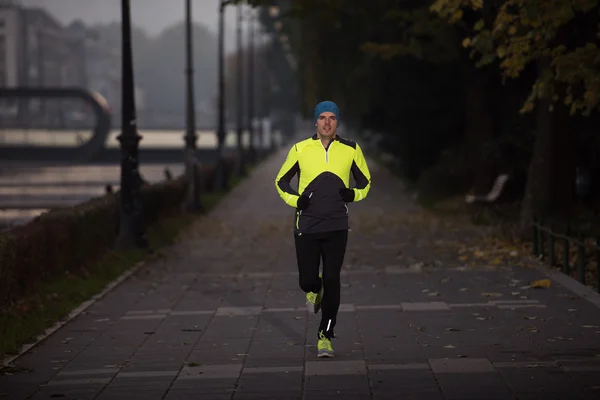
[1,260,147,367]
[537,263,600,309]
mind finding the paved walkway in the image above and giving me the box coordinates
[2,139,600,400]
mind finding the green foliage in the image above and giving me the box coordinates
[431,0,600,115]
[0,177,188,309]
[361,6,461,64]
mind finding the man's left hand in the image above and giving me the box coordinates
[340,188,355,202]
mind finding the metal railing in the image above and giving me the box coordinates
[532,216,600,292]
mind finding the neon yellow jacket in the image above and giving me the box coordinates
[275,134,371,234]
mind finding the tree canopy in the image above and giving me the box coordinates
[431,0,600,115]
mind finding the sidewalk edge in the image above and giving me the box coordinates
[537,264,600,309]
[1,260,146,367]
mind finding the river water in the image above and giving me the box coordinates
[0,129,281,229]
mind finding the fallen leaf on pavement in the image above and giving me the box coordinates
[530,279,551,289]
[481,292,503,297]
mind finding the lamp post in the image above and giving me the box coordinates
[236,4,246,176]
[247,8,256,164]
[215,0,230,191]
[116,0,146,249]
[266,5,280,151]
[183,0,201,211]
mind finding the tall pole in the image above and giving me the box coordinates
[116,0,146,249]
[183,0,201,211]
[215,0,229,191]
[236,4,246,176]
[247,9,255,164]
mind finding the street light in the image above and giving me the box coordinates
[215,0,230,191]
[116,0,147,249]
[183,0,201,211]
[236,3,247,177]
[247,8,256,164]
[269,5,280,17]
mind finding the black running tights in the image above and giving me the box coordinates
[294,229,348,338]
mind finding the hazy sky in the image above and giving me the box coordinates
[20,0,254,52]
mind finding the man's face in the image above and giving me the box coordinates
[316,112,338,139]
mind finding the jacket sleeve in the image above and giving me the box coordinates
[350,143,371,202]
[275,145,301,208]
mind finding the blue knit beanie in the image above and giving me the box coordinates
[313,101,340,125]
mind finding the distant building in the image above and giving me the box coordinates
[0,2,124,128]
[0,2,20,88]
[0,2,87,88]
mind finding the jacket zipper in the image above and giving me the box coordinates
[323,141,332,163]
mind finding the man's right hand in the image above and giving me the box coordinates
[297,194,311,210]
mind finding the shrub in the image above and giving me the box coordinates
[0,175,187,309]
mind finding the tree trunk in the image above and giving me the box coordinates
[520,60,576,230]
[463,61,495,194]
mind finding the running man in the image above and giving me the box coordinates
[275,100,371,358]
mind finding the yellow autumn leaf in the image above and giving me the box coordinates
[452,9,464,22]
[428,0,444,14]
[508,25,518,35]
[462,37,472,48]
[474,19,485,31]
[471,0,483,9]
[530,279,551,289]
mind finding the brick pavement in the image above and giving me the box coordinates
[1,138,600,400]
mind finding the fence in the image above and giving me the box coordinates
[532,216,600,292]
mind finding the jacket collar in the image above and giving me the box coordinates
[311,134,339,141]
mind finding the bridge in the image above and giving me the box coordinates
[0,88,285,227]
[0,87,281,164]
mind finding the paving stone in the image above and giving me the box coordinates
[178,363,242,380]
[30,386,102,400]
[238,371,302,392]
[215,306,263,316]
[164,389,234,399]
[234,392,302,400]
[0,382,41,400]
[498,366,579,395]
[435,372,514,399]
[369,369,443,399]
[401,302,451,311]
[169,376,239,391]
[429,357,495,373]
[305,360,366,376]
[305,374,370,392]
[95,388,167,400]
[303,389,372,400]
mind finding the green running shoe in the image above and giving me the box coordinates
[306,274,323,314]
[317,330,334,358]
